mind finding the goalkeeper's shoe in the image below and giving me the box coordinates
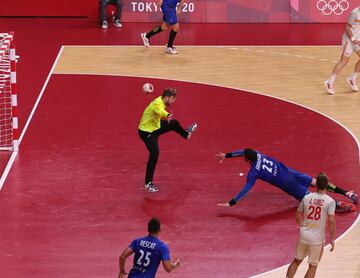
[187,123,197,139]
[336,201,356,212]
[346,191,359,204]
[145,182,158,193]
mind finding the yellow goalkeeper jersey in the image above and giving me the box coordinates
[139,96,169,132]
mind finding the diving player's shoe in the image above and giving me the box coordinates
[346,191,359,204]
[336,201,356,212]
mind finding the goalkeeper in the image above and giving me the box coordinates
[138,88,197,193]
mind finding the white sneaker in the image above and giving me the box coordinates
[114,20,122,28]
[141,33,150,47]
[165,46,178,55]
[346,76,359,92]
[324,80,335,95]
[145,182,158,192]
[187,123,197,139]
[101,21,108,29]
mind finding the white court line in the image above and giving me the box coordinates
[0,46,64,191]
[62,45,340,64]
[55,67,360,277]
[63,45,341,48]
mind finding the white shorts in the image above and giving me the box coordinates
[341,35,360,57]
[295,241,324,266]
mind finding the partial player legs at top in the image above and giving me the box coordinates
[324,10,360,95]
[99,0,123,29]
[140,0,184,54]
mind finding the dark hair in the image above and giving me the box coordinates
[148,218,161,234]
[162,88,177,98]
[244,148,257,162]
[316,172,328,190]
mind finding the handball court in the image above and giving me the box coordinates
[0,19,359,277]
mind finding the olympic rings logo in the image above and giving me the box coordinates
[316,0,349,16]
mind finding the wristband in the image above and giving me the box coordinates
[229,199,237,206]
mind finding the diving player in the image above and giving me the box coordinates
[216,148,358,211]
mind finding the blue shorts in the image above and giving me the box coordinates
[285,168,312,201]
[162,4,178,25]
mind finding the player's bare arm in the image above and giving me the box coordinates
[345,24,360,46]
[162,258,181,272]
[328,214,336,252]
[118,247,134,278]
[295,210,303,227]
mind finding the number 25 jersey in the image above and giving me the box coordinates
[129,235,170,278]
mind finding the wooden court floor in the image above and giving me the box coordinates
[54,46,360,277]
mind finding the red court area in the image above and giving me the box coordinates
[0,74,358,278]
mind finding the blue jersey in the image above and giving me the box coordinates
[128,235,170,278]
[229,150,313,202]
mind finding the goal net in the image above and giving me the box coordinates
[0,32,18,151]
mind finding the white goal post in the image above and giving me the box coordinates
[0,32,19,151]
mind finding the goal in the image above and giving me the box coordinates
[0,32,18,151]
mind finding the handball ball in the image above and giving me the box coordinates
[143,83,154,94]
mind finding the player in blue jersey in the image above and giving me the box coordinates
[216,148,358,211]
[141,0,185,55]
[118,218,180,278]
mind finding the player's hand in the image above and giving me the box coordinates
[217,202,230,207]
[172,258,181,268]
[330,239,335,252]
[158,0,163,7]
[215,152,226,163]
[118,271,128,278]
[167,111,174,122]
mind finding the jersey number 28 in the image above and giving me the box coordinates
[307,205,321,220]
